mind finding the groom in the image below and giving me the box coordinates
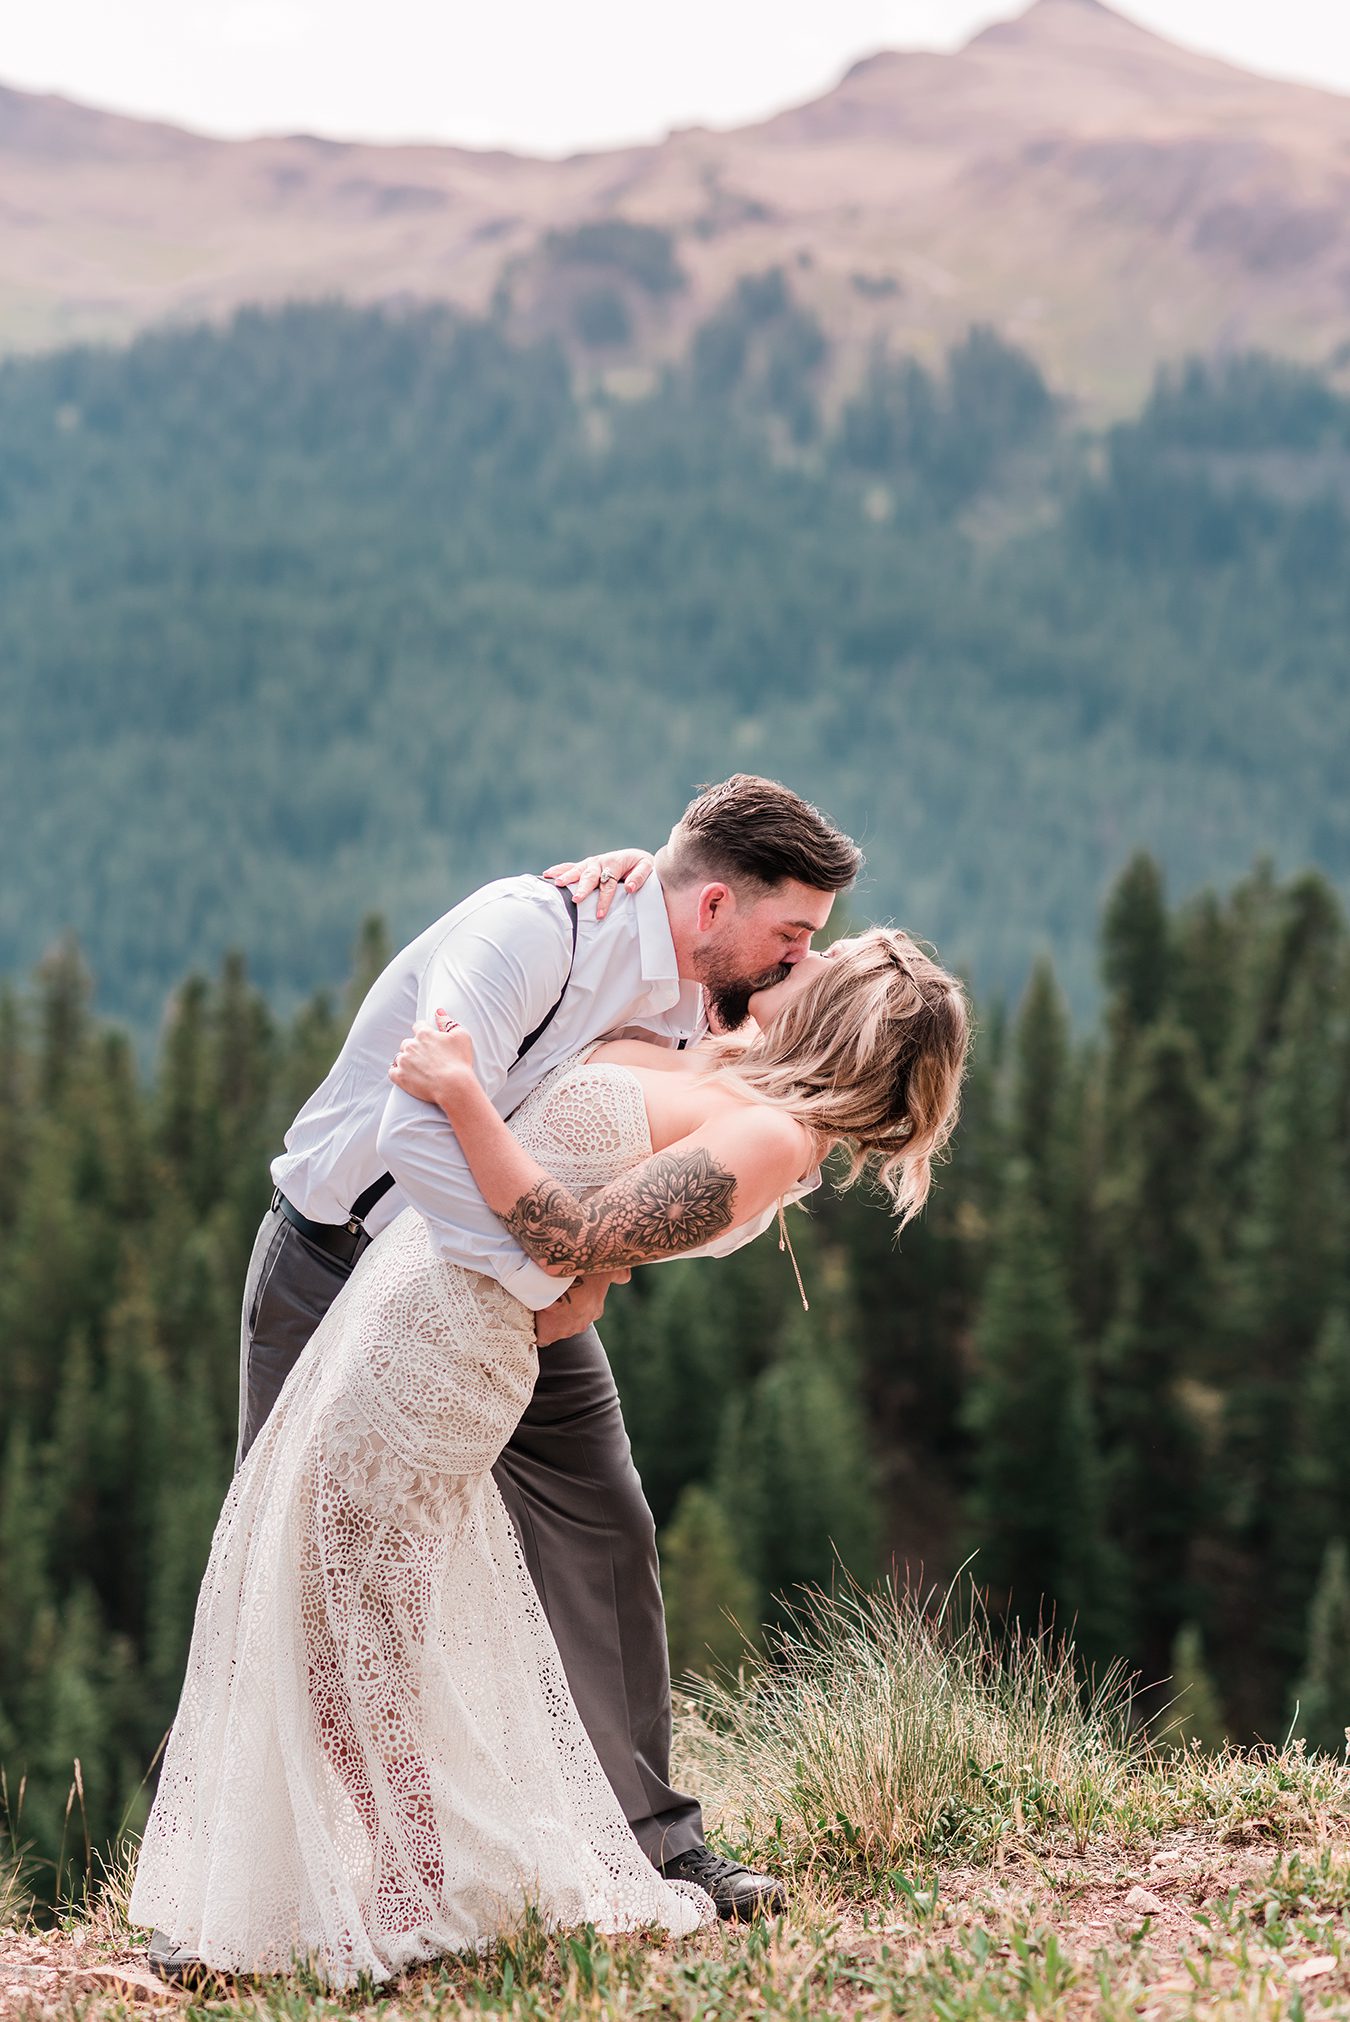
[239,774,860,1922]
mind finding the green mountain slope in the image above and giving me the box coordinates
[1,298,1347,1032]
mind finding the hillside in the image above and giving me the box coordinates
[1,299,1347,1035]
[5,0,1350,407]
[5,1580,1350,2012]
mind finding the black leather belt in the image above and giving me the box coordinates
[271,1188,370,1269]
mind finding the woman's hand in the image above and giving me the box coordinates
[388,1011,475,1105]
[542,848,654,919]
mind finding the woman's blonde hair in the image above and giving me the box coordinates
[706,927,971,1229]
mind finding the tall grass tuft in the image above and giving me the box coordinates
[1,1767,36,1929]
[675,1564,1144,1886]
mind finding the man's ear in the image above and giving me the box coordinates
[695,882,733,933]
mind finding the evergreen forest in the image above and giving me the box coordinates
[2,290,1349,1038]
[3,852,1350,1900]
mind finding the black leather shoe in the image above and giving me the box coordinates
[146,1929,223,1990]
[658,1844,788,1921]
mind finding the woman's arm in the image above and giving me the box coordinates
[389,1021,810,1274]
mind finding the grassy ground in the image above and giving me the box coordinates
[4,1580,1350,2020]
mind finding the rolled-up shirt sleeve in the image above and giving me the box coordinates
[375,890,573,1310]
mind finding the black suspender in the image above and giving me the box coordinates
[348,1168,402,1226]
[510,886,580,1064]
[349,883,580,1228]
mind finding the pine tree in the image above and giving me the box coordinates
[1221,965,1345,1552]
[1095,853,1172,1334]
[0,1427,52,1705]
[94,1250,174,1644]
[281,989,343,1122]
[1010,954,1074,1231]
[821,1172,967,1470]
[1288,1310,1350,1541]
[1162,1621,1227,1754]
[153,1217,241,1429]
[715,1309,879,1619]
[213,951,275,1250]
[1269,1310,1350,1680]
[0,983,30,1232]
[0,1120,98,1425]
[1062,1036,1113,1344]
[158,974,217,1216]
[1009,954,1091,1358]
[1171,888,1237,1084]
[1215,869,1344,1237]
[958,1162,1124,1664]
[16,1585,108,1893]
[35,935,92,1110]
[1095,1023,1211,1683]
[1100,852,1170,1048]
[215,951,272,1129]
[88,1030,153,1224]
[145,1356,231,1712]
[602,1260,746,1529]
[659,1485,760,1680]
[38,1330,100,1596]
[1290,1539,1350,1759]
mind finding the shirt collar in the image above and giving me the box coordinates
[634,869,681,985]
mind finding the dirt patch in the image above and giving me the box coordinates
[0,1835,1338,2020]
[0,1921,182,2017]
[924,1824,1281,1956]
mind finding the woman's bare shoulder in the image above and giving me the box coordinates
[709,1093,819,1182]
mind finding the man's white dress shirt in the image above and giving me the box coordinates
[273,873,820,1312]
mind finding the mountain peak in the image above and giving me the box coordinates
[995,0,1123,18]
[968,0,1185,55]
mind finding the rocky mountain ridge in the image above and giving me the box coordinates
[4,0,1350,406]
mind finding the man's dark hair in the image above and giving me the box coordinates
[662,774,863,895]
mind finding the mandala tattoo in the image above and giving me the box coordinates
[503,1149,739,1270]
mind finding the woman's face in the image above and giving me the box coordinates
[746,949,829,1026]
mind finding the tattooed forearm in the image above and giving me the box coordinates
[502,1149,739,1270]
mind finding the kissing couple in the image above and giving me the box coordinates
[131,773,970,1988]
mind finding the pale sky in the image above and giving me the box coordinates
[2,1,1348,156]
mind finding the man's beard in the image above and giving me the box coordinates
[705,960,791,1033]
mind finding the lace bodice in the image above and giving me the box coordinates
[507,1054,654,1196]
[506,1049,818,1277]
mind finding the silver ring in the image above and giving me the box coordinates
[599,869,615,884]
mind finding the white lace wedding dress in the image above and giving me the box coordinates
[129,1057,716,1987]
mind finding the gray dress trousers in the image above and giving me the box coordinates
[235,1201,704,1867]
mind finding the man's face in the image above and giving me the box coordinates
[695,879,835,1030]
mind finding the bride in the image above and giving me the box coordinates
[129,927,968,1988]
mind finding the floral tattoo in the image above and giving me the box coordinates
[503,1149,739,1270]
